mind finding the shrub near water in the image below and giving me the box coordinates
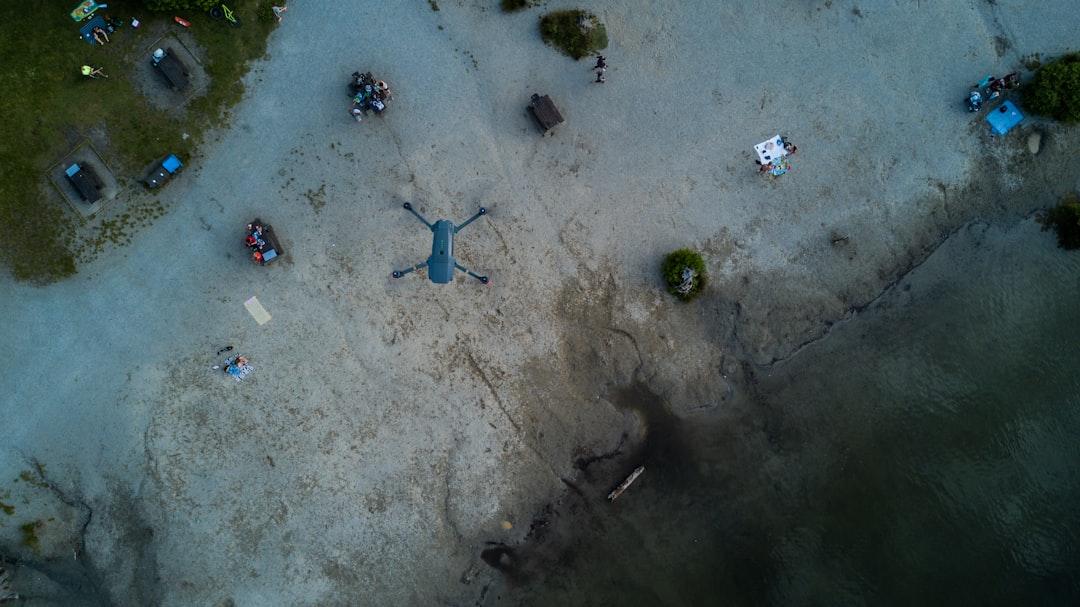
[1023,52,1080,123]
[661,249,707,302]
[1042,193,1080,249]
[539,10,608,60]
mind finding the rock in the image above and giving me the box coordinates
[1027,131,1042,154]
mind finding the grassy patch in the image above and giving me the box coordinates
[18,468,48,488]
[0,2,275,283]
[20,522,41,554]
[539,9,608,60]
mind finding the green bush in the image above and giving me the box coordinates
[1023,52,1080,123]
[539,10,608,60]
[1042,194,1080,249]
[661,249,707,302]
[501,0,531,12]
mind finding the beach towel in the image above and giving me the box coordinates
[769,155,790,176]
[244,296,271,325]
[224,354,254,382]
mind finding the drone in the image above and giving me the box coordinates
[391,202,490,284]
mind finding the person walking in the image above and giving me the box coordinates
[595,71,605,84]
[594,55,607,71]
[272,5,287,22]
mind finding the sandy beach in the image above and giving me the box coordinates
[2,1,1079,604]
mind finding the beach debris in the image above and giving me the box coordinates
[676,268,697,295]
[501,520,513,530]
[1027,131,1042,154]
[607,465,645,502]
[0,567,18,602]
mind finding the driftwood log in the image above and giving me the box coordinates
[607,465,645,502]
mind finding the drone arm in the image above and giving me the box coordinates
[454,207,487,233]
[454,262,489,285]
[392,261,428,279]
[403,202,434,230]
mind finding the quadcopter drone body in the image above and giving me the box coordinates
[392,202,490,284]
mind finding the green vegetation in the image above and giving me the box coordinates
[539,10,608,60]
[1041,193,1080,249]
[20,522,40,554]
[18,469,48,488]
[0,500,13,516]
[661,249,707,302]
[501,0,532,12]
[1023,52,1080,123]
[0,2,274,282]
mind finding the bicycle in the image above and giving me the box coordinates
[208,3,242,28]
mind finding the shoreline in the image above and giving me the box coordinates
[2,2,1079,604]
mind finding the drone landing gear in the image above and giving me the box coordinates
[391,262,427,279]
[455,263,489,284]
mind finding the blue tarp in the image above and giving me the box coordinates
[162,154,183,173]
[78,15,107,45]
[986,100,1024,136]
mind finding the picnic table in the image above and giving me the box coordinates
[65,163,103,203]
[152,48,190,91]
[529,94,564,134]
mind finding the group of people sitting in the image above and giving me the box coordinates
[756,136,798,174]
[245,223,270,263]
[349,71,391,122]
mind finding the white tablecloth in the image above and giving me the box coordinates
[754,136,786,165]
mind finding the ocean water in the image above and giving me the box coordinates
[497,219,1080,606]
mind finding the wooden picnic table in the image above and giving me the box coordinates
[529,94,564,134]
[152,48,190,91]
[65,163,103,203]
